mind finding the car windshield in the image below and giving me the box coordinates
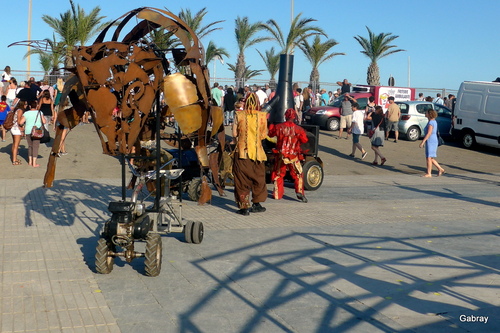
[328,97,342,107]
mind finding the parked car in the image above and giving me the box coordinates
[304,85,415,131]
[303,92,371,131]
[396,101,453,141]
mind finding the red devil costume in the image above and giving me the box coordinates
[268,108,309,202]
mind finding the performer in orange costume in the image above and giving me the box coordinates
[268,108,309,202]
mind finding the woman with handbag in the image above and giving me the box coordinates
[419,109,445,177]
[365,106,387,165]
[19,100,46,167]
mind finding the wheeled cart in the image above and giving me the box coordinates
[95,152,204,277]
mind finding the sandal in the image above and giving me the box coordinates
[372,161,378,165]
[12,160,22,165]
[381,158,387,165]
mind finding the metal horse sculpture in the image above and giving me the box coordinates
[40,7,225,198]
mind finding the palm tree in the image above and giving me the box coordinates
[299,35,345,89]
[260,13,325,54]
[205,41,229,66]
[354,26,405,85]
[41,0,113,67]
[178,7,224,41]
[227,63,264,81]
[256,47,280,87]
[234,16,270,87]
[147,28,182,50]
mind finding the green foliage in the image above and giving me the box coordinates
[257,47,280,81]
[354,26,405,85]
[205,41,230,66]
[260,13,325,54]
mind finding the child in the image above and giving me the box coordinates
[0,95,11,141]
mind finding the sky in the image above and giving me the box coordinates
[1,0,499,92]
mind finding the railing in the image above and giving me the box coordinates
[8,69,457,100]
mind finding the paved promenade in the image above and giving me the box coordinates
[1,171,499,332]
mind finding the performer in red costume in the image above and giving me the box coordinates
[268,108,309,202]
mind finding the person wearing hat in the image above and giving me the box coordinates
[268,108,309,203]
[232,92,268,215]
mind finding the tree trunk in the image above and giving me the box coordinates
[309,67,320,91]
[367,61,380,86]
[235,52,246,88]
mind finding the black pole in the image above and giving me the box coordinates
[121,154,126,201]
[267,54,295,124]
[154,92,162,211]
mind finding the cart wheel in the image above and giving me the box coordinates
[191,221,204,244]
[303,160,324,191]
[95,238,114,274]
[145,233,162,277]
[184,220,194,243]
[187,178,202,201]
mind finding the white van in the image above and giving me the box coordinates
[453,81,500,149]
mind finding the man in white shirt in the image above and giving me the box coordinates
[255,86,268,107]
[433,93,444,105]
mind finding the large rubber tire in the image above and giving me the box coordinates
[187,178,202,201]
[406,126,421,141]
[462,131,476,149]
[95,238,114,274]
[184,220,194,243]
[145,233,162,277]
[191,221,204,244]
[303,160,323,191]
[326,117,340,131]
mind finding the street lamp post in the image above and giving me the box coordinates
[27,0,32,77]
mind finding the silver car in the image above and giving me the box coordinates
[396,101,453,141]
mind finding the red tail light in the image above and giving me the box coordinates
[401,115,411,121]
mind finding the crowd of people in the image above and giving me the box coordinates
[0,66,69,167]
[334,86,445,177]
[1,67,446,214]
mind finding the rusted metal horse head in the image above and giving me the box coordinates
[43,7,224,188]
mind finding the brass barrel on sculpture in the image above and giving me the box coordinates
[163,73,203,134]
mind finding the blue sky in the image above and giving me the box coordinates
[2,0,498,91]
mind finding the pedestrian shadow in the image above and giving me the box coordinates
[178,229,499,332]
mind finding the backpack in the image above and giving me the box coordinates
[3,111,16,131]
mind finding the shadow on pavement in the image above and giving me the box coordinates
[178,229,499,332]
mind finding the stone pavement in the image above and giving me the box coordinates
[1,171,499,332]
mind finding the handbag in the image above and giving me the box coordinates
[368,117,384,139]
[40,126,51,143]
[30,112,44,139]
[437,130,444,146]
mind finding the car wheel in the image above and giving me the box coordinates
[326,118,340,131]
[462,131,476,149]
[406,126,421,141]
[303,160,323,191]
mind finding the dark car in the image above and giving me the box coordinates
[396,101,453,141]
[303,92,371,131]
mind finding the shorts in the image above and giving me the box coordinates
[386,120,398,132]
[352,133,361,143]
[340,115,352,129]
